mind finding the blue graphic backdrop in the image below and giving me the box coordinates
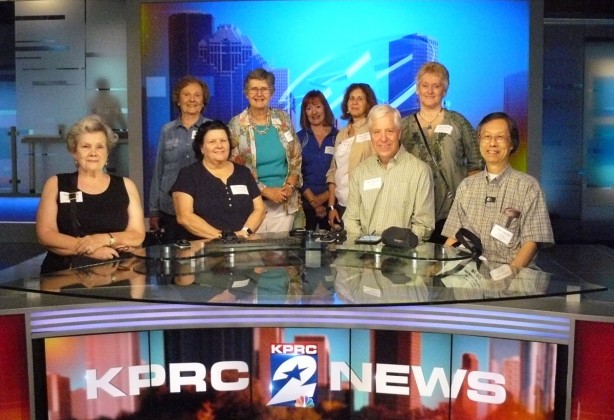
[141,0,529,211]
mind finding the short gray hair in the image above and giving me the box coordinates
[367,104,402,131]
[243,68,275,95]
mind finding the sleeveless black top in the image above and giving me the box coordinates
[40,172,130,273]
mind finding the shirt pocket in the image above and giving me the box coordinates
[492,210,521,249]
[163,138,181,162]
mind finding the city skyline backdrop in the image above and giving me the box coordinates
[140,0,529,207]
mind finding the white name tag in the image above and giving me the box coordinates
[59,191,83,203]
[230,185,249,195]
[362,285,381,297]
[363,177,382,191]
[231,279,250,288]
[283,131,294,142]
[434,124,453,135]
[191,130,197,140]
[324,146,335,155]
[490,264,513,281]
[355,132,371,143]
[490,224,513,245]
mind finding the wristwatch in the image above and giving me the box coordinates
[241,227,253,236]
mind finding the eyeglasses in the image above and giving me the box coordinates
[479,135,509,144]
[249,87,270,95]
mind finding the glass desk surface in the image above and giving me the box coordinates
[0,235,606,307]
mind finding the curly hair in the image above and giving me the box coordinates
[65,114,117,153]
[172,75,211,113]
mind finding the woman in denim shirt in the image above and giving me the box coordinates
[148,75,211,242]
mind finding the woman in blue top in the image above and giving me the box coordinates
[297,90,338,231]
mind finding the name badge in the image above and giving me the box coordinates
[490,224,513,245]
[230,185,249,195]
[355,132,371,143]
[59,191,83,203]
[191,130,197,140]
[283,131,294,142]
[271,117,282,126]
[363,177,382,191]
[231,279,250,288]
[324,146,335,155]
[362,285,382,298]
[490,264,513,281]
[434,124,453,135]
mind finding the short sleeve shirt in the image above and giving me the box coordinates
[442,166,554,265]
[171,162,261,232]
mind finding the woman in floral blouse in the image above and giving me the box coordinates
[229,68,302,233]
[400,62,482,243]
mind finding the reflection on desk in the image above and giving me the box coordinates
[0,234,605,306]
[132,232,303,260]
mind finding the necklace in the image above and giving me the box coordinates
[249,109,271,136]
[418,109,442,130]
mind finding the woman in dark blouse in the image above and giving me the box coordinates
[36,115,145,273]
[171,120,265,239]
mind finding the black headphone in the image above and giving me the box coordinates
[454,228,484,265]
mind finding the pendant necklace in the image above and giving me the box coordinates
[419,109,442,131]
[250,109,271,136]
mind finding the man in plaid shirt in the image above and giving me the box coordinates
[442,112,554,268]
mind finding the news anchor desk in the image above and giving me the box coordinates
[0,234,611,419]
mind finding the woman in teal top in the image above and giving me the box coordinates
[229,68,302,233]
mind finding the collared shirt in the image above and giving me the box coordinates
[229,108,302,213]
[442,166,554,265]
[343,146,435,239]
[148,116,209,216]
[298,127,338,196]
[401,110,482,221]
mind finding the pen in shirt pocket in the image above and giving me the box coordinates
[503,208,521,228]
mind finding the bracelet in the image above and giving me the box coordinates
[285,182,295,190]
[108,232,115,246]
[329,205,336,211]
